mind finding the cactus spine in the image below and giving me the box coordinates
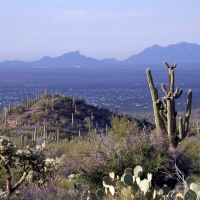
[147,62,192,149]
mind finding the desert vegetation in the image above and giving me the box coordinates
[0,62,200,199]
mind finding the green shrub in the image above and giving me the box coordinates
[51,93,61,98]
[55,176,73,190]
[74,98,85,105]
[180,138,200,172]
[31,112,43,122]
[63,102,71,109]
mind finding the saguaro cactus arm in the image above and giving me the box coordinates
[161,83,168,96]
[162,97,167,113]
[173,87,183,99]
[178,90,192,141]
[146,69,166,133]
[159,109,167,121]
[164,61,177,69]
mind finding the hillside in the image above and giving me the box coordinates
[0,91,153,145]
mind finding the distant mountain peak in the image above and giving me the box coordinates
[70,50,80,54]
[1,42,200,67]
[125,42,200,63]
[42,56,50,59]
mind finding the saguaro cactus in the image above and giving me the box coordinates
[27,93,29,108]
[38,88,40,100]
[45,86,48,95]
[147,62,192,149]
[4,106,7,125]
[21,95,24,106]
[9,101,11,111]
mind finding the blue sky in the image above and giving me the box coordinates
[0,0,200,61]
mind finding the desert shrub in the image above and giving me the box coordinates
[59,130,168,189]
[51,93,61,98]
[55,176,73,190]
[62,96,71,101]
[84,117,91,129]
[60,117,68,125]
[53,113,59,120]
[0,128,11,137]
[19,118,27,126]
[0,167,6,190]
[38,101,46,111]
[40,94,51,100]
[47,120,56,126]
[74,98,85,105]
[16,105,26,115]
[60,132,66,139]
[53,100,63,110]
[180,137,200,172]
[31,112,44,122]
[46,140,70,159]
[59,109,65,116]
[63,101,71,109]
[23,112,31,120]
[58,117,192,190]
[110,114,139,137]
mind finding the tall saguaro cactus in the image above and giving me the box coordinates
[147,62,192,149]
[27,93,29,108]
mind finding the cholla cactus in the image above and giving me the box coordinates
[26,156,61,185]
[0,136,56,199]
[0,136,16,167]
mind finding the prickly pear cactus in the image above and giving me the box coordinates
[184,189,197,200]
[96,166,153,199]
[96,164,200,200]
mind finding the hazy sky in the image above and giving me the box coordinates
[0,0,200,61]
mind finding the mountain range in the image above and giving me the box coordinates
[1,42,200,68]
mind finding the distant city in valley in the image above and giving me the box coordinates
[0,66,199,118]
[0,42,200,118]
